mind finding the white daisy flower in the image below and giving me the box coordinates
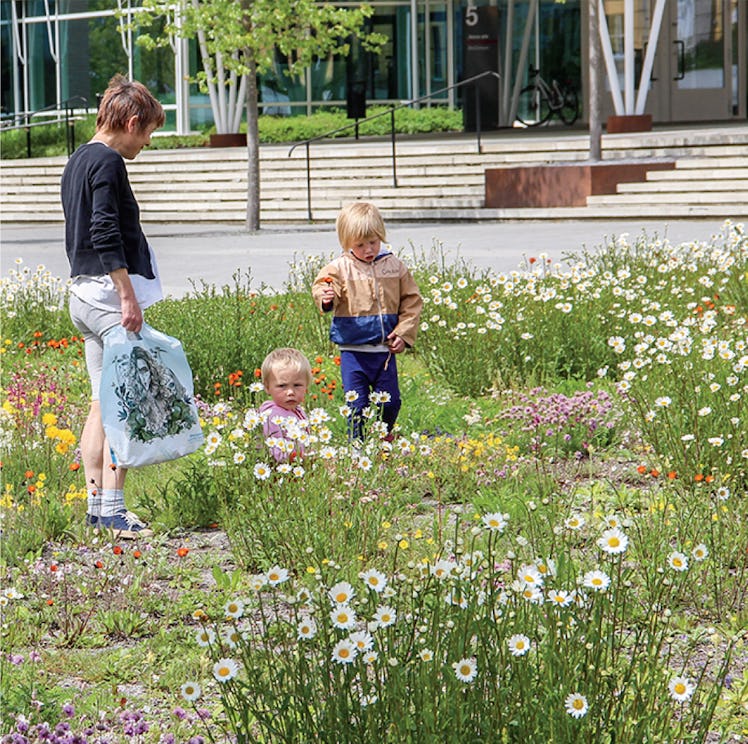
[266,565,289,586]
[668,675,695,702]
[180,681,201,702]
[212,658,239,683]
[597,527,629,555]
[297,617,317,640]
[330,604,357,630]
[564,692,588,718]
[452,657,477,683]
[482,512,509,532]
[253,462,272,480]
[373,605,396,628]
[223,599,244,619]
[359,568,388,593]
[331,639,357,664]
[328,581,356,605]
[667,551,689,572]
[582,570,611,592]
[691,544,709,561]
[195,628,216,647]
[507,634,531,657]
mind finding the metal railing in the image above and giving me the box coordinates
[1,96,89,158]
[288,71,501,220]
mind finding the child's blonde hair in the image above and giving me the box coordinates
[261,348,313,388]
[336,202,386,251]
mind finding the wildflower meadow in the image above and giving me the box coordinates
[1,222,746,743]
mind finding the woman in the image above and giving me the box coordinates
[62,74,165,539]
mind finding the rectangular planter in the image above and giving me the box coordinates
[485,160,675,209]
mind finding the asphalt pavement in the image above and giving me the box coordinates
[0,219,734,297]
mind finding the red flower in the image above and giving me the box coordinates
[177,547,189,557]
[113,545,123,555]
[50,564,58,572]
[94,560,104,569]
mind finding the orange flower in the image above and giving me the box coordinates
[94,560,104,569]
[528,257,537,264]
[637,465,647,474]
[705,475,714,483]
[46,599,54,606]
[33,330,43,338]
[69,463,80,471]
[50,564,58,572]
[112,545,124,555]
[24,470,34,479]
[694,473,704,482]
[27,485,36,494]
[667,471,677,480]
[333,356,341,366]
[132,550,142,559]
[315,356,324,364]
[177,547,189,557]
[649,469,660,478]
[254,368,262,378]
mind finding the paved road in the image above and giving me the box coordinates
[1,219,733,297]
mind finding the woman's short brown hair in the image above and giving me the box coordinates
[96,74,165,133]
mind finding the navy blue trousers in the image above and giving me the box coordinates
[340,350,402,439]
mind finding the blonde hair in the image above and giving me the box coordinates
[261,348,313,387]
[336,202,386,251]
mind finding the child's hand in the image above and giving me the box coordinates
[321,277,335,305]
[387,332,405,354]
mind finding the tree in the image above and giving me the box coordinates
[588,0,602,161]
[132,0,383,230]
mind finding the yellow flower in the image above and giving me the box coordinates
[42,413,58,426]
[398,539,409,550]
[377,541,388,551]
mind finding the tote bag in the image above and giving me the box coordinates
[100,323,204,467]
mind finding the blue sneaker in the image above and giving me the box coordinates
[88,510,154,539]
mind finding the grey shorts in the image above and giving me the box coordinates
[69,294,121,400]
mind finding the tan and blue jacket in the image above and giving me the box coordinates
[312,249,423,348]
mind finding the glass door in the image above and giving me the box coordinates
[667,0,732,120]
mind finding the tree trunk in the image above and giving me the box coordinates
[588,0,603,161]
[245,53,260,231]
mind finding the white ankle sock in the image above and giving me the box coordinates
[87,485,102,517]
[100,489,125,517]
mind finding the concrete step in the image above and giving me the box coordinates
[617,180,748,193]
[3,124,747,224]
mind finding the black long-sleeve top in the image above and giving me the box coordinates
[61,142,154,279]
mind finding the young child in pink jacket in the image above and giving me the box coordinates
[259,348,312,462]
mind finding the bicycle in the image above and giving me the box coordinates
[516,67,579,127]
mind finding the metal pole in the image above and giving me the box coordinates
[305,142,312,221]
[391,107,398,187]
[475,84,482,153]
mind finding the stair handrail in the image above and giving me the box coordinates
[1,96,89,158]
[287,71,501,220]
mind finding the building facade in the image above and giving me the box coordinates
[1,1,745,133]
